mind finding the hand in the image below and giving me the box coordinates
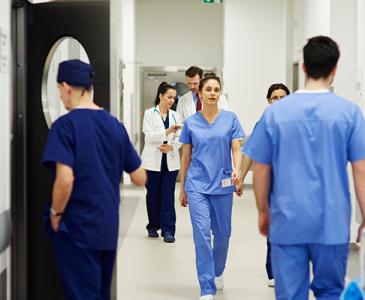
[159,144,173,153]
[258,211,270,237]
[179,190,188,207]
[356,221,365,243]
[235,181,244,197]
[166,126,178,135]
[51,216,61,232]
[231,168,240,185]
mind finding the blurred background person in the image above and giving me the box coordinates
[177,66,229,122]
[237,82,290,288]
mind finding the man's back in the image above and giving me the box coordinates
[43,109,141,249]
[245,91,365,245]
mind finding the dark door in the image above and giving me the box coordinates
[12,1,110,299]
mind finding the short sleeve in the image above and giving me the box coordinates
[42,118,74,169]
[231,113,245,140]
[242,114,273,165]
[348,107,365,162]
[179,120,192,144]
[120,123,142,173]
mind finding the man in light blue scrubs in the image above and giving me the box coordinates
[179,73,244,300]
[243,36,365,300]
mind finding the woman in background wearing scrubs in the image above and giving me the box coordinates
[237,83,290,288]
[179,73,244,300]
[141,82,182,243]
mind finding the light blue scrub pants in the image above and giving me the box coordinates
[271,243,349,300]
[187,191,233,296]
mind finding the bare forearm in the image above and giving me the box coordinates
[253,164,271,213]
[240,155,253,181]
[180,155,190,190]
[232,147,242,171]
[52,179,73,212]
[353,160,365,221]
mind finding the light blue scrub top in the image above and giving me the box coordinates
[180,110,245,195]
[243,92,365,245]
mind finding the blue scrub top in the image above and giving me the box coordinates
[180,110,245,195]
[42,109,141,250]
[243,92,365,245]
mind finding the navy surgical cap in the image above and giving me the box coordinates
[57,59,95,89]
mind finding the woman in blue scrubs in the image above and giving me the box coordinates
[141,82,182,242]
[179,73,244,300]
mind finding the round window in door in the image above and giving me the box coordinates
[41,36,90,128]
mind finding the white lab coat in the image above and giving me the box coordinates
[176,91,229,122]
[141,106,182,171]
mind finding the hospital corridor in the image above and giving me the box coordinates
[1,0,365,299]
[116,184,359,300]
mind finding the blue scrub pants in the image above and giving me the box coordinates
[271,243,348,300]
[52,232,116,300]
[187,191,233,296]
[146,158,178,236]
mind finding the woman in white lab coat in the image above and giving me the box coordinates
[141,82,182,243]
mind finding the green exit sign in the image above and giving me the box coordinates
[203,0,223,3]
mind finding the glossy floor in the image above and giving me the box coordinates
[116,185,357,300]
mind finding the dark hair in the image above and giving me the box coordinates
[185,66,203,79]
[303,36,340,79]
[154,82,177,105]
[266,83,290,99]
[198,72,221,91]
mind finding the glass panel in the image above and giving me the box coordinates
[41,37,90,128]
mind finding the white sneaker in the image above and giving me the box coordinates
[200,295,214,300]
[215,274,224,290]
[267,278,275,287]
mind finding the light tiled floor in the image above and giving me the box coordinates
[116,185,356,300]
[116,185,276,300]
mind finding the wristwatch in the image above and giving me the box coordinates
[50,207,64,217]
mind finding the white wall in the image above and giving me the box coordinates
[120,0,137,184]
[330,0,359,243]
[223,0,287,134]
[356,0,365,113]
[136,0,223,68]
[330,1,357,100]
[293,0,331,89]
[0,0,11,298]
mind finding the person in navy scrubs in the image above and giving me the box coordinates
[42,59,146,300]
[244,36,365,300]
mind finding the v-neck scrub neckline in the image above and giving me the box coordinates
[179,110,245,194]
[197,109,222,126]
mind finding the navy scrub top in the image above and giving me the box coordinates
[42,109,141,250]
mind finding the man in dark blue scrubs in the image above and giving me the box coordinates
[42,59,146,300]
